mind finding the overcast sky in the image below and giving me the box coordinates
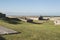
[0,0,60,16]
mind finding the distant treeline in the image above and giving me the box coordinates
[7,16,60,18]
[42,16,60,17]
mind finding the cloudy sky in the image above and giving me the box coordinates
[0,0,60,16]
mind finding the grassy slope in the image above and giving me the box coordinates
[0,20,60,40]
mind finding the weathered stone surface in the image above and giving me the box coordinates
[0,26,18,35]
[54,20,60,25]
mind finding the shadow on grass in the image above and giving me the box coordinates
[26,19,43,24]
[3,32,21,35]
[2,17,22,24]
[32,22,43,24]
[27,22,43,24]
[0,36,6,40]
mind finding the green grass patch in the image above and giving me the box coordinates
[0,20,60,40]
